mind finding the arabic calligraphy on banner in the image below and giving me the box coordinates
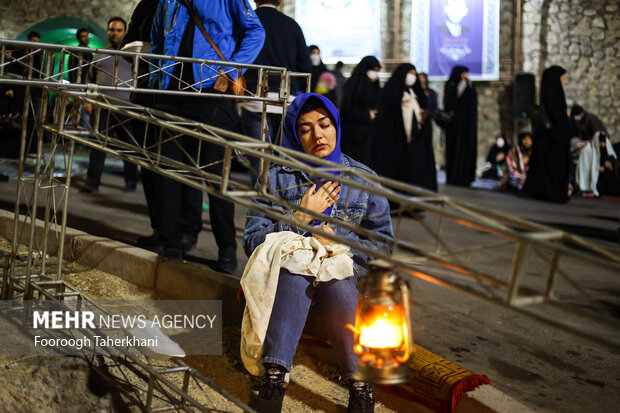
[411,0,500,80]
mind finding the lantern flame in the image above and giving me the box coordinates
[358,306,405,349]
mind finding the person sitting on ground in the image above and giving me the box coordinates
[501,132,532,191]
[481,133,510,180]
[242,93,394,413]
[571,105,609,197]
[572,104,606,142]
[596,132,620,197]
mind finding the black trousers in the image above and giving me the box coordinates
[153,94,237,251]
[131,94,160,231]
[86,110,138,187]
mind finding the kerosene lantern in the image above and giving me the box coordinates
[350,264,413,384]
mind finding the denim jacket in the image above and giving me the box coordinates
[243,154,394,277]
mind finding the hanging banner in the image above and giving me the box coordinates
[295,0,381,64]
[411,0,500,80]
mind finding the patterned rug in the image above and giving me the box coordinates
[299,336,489,413]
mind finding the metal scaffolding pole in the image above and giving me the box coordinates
[2,39,620,410]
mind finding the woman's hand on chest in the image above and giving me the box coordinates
[293,181,341,224]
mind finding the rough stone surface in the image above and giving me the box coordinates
[523,0,620,141]
[0,0,141,40]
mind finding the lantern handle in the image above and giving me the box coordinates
[396,277,414,363]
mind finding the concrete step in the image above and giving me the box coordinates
[0,208,534,412]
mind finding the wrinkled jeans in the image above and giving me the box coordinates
[262,269,359,378]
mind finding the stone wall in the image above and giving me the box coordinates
[0,0,141,40]
[523,0,620,140]
[2,0,617,163]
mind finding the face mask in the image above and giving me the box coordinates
[310,54,321,67]
[496,138,505,148]
[405,73,417,87]
[574,114,583,121]
[366,70,379,82]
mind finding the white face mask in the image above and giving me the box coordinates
[405,73,417,87]
[310,54,321,67]
[496,137,505,148]
[366,70,379,82]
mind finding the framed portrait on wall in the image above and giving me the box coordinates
[411,0,500,80]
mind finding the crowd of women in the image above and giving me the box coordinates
[312,53,478,195]
[325,58,617,203]
[480,66,619,200]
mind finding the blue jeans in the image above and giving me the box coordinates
[263,269,359,378]
[240,108,281,177]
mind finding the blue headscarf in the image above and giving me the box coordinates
[282,93,342,169]
[281,93,342,223]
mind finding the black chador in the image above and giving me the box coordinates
[443,65,478,186]
[340,56,381,166]
[372,63,437,191]
[522,66,571,203]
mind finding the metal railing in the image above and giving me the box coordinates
[1,38,620,410]
[1,39,310,412]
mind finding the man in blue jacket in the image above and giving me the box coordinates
[148,0,265,272]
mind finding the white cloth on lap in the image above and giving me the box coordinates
[240,231,354,376]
